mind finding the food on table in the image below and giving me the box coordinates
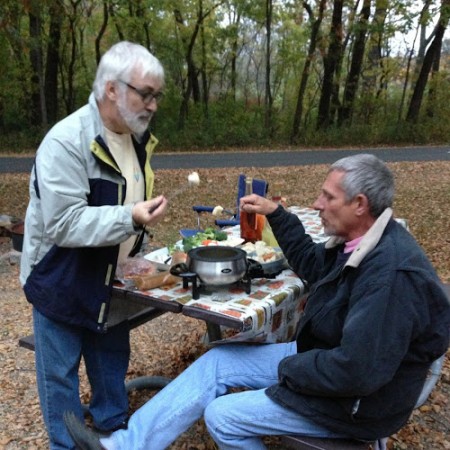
[212,205,224,216]
[119,257,157,279]
[187,171,200,186]
[170,251,187,266]
[240,240,284,264]
[133,271,180,290]
[178,227,228,252]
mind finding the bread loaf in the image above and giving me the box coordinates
[133,271,180,290]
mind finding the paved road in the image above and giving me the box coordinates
[1,145,449,173]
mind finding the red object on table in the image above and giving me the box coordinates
[240,176,264,243]
[240,210,264,243]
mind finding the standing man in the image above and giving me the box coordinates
[64,154,450,450]
[20,41,167,449]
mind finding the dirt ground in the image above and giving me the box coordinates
[1,241,449,450]
[1,162,449,449]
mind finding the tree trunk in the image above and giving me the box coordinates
[174,1,224,129]
[29,1,45,127]
[174,7,199,129]
[426,39,442,118]
[317,0,344,129]
[66,17,77,113]
[95,1,109,65]
[109,2,125,41]
[399,0,433,121]
[291,0,326,143]
[339,0,371,125]
[406,0,450,123]
[230,11,241,102]
[45,1,63,125]
[200,7,209,118]
[264,0,273,134]
[413,0,434,82]
[361,0,387,121]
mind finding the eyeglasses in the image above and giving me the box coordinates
[118,80,164,104]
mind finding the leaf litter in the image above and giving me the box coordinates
[0,161,449,449]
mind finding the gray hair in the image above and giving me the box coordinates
[93,41,164,101]
[330,154,394,217]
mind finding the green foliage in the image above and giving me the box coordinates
[1,0,450,153]
[156,99,271,149]
[0,127,45,153]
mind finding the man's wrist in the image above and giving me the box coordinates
[131,202,143,231]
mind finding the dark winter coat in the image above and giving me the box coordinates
[265,207,450,440]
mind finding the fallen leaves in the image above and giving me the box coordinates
[0,160,449,449]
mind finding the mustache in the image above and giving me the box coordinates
[139,112,153,122]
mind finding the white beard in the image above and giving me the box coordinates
[117,93,152,135]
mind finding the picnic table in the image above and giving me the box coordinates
[117,207,330,344]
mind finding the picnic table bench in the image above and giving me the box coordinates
[19,290,175,396]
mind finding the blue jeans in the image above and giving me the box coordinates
[102,342,344,450]
[33,308,130,450]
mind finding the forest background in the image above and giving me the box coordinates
[1,2,450,448]
[0,0,449,154]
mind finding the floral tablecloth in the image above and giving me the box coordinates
[177,207,328,344]
[182,269,307,344]
[130,208,326,342]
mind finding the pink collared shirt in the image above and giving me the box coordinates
[344,236,364,254]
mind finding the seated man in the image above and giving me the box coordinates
[64,154,450,450]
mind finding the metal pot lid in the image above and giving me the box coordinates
[188,246,247,262]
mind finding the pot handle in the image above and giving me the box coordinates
[246,258,283,279]
[170,262,189,276]
[246,258,264,278]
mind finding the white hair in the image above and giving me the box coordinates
[330,154,395,217]
[93,41,164,101]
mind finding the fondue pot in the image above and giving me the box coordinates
[171,246,248,286]
[170,246,286,288]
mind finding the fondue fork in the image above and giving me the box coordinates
[212,205,235,217]
[148,171,200,213]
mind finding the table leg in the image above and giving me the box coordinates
[206,322,222,342]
